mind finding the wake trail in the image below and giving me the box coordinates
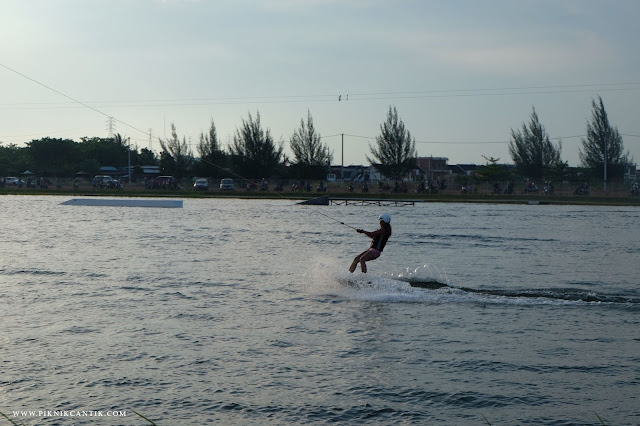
[309,259,639,306]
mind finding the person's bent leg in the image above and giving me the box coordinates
[358,251,378,273]
[349,257,359,273]
[349,250,368,273]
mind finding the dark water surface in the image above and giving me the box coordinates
[1,196,638,425]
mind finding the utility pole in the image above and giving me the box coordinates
[603,133,608,192]
[127,137,131,184]
[148,128,153,151]
[341,133,344,182]
[106,117,115,138]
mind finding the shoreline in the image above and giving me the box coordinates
[2,187,640,207]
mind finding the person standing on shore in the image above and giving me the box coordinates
[349,213,392,273]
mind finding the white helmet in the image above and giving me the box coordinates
[379,213,391,223]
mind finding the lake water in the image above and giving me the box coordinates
[1,195,639,425]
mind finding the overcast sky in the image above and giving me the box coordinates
[1,0,639,167]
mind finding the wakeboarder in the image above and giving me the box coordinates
[349,213,392,273]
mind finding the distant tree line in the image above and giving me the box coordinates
[478,96,632,185]
[0,107,414,183]
[0,135,157,179]
[0,98,633,184]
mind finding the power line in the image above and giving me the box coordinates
[0,62,152,138]
[329,133,589,145]
[346,82,640,99]
[1,82,639,110]
[2,61,637,150]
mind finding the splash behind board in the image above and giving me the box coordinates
[336,274,449,290]
[336,276,374,288]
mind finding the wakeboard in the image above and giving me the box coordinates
[403,279,449,290]
[335,274,448,290]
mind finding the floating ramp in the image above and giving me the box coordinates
[61,198,183,208]
[330,197,415,206]
[297,196,330,205]
[298,196,415,207]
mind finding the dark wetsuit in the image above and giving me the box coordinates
[369,224,391,252]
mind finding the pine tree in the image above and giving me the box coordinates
[290,110,332,166]
[579,96,631,181]
[367,106,417,181]
[197,119,226,177]
[508,107,561,180]
[158,123,193,178]
[289,110,332,179]
[230,111,284,178]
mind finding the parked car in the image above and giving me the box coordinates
[220,178,234,191]
[93,175,113,188]
[193,178,209,190]
[148,176,182,190]
[4,177,20,186]
[107,178,123,189]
